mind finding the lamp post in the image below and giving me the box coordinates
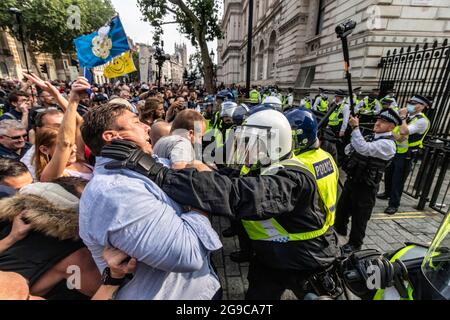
[245,0,254,98]
[154,41,170,90]
[9,8,30,74]
[210,49,216,90]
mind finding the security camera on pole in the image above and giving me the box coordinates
[336,20,357,116]
[154,40,171,90]
[317,20,357,129]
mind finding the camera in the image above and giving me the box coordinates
[335,20,356,38]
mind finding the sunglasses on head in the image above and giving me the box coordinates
[2,134,27,140]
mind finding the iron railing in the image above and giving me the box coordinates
[378,40,450,213]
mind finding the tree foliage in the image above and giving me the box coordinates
[0,0,116,56]
[137,0,222,92]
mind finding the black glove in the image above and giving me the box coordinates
[101,139,168,183]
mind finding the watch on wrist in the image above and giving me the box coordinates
[101,267,125,286]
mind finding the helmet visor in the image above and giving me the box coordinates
[231,125,275,166]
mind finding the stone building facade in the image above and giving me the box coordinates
[0,31,82,82]
[217,0,450,91]
[138,43,187,85]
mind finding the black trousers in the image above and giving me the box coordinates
[245,257,312,300]
[334,178,378,247]
[384,153,412,208]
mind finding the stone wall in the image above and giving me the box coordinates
[218,0,450,91]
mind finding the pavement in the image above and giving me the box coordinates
[210,185,445,300]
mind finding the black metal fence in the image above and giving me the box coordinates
[378,40,450,214]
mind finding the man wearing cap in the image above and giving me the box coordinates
[379,95,431,215]
[335,108,401,253]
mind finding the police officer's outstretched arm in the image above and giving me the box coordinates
[102,140,301,219]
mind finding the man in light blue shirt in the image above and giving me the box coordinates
[77,81,222,300]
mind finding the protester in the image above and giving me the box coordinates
[79,99,222,300]
[0,90,31,128]
[139,97,165,127]
[0,120,31,161]
[153,109,206,169]
[149,121,171,146]
[0,177,101,299]
[0,159,33,191]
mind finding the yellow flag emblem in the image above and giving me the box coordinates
[104,51,136,78]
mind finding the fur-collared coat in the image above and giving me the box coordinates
[0,193,79,241]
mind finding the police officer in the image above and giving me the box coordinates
[285,107,339,233]
[312,90,329,113]
[261,95,283,112]
[249,85,261,106]
[327,90,351,165]
[211,90,234,129]
[284,87,294,110]
[356,94,382,116]
[201,95,215,129]
[334,108,401,253]
[101,109,340,300]
[380,97,398,112]
[379,95,431,215]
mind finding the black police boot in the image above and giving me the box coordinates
[222,226,237,238]
[376,193,390,200]
[384,207,398,215]
[341,243,362,256]
[229,251,252,263]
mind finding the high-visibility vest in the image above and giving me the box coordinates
[282,94,289,107]
[305,99,311,109]
[317,98,329,112]
[408,113,430,150]
[394,126,409,154]
[360,97,380,114]
[249,90,260,104]
[241,157,331,242]
[395,112,430,154]
[328,103,345,127]
[295,148,338,228]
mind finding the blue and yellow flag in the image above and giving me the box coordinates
[74,16,129,68]
[104,51,137,79]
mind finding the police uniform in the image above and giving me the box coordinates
[381,95,431,214]
[334,108,401,252]
[312,95,329,112]
[355,96,382,116]
[327,92,351,165]
[101,110,340,300]
[249,88,261,105]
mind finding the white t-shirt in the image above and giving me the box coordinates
[152,135,195,164]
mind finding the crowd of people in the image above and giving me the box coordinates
[0,72,431,300]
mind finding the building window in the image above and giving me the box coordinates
[0,62,9,78]
[267,31,276,79]
[316,0,326,35]
[295,66,316,88]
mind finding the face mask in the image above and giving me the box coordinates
[407,104,416,114]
